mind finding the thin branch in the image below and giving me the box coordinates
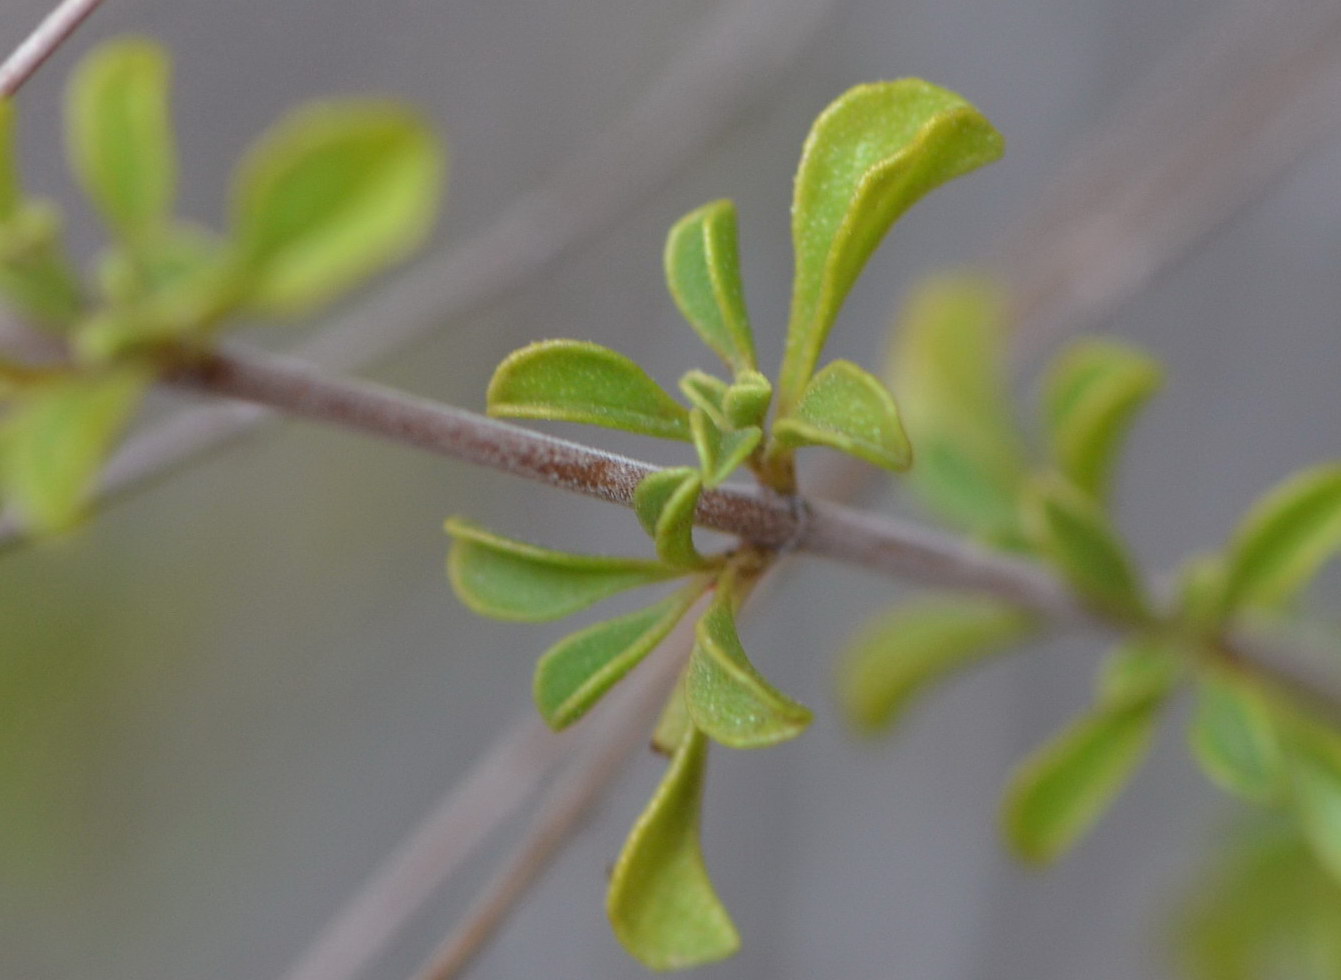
[0,0,842,549]
[164,343,1341,726]
[0,0,105,98]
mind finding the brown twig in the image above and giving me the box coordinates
[0,0,105,98]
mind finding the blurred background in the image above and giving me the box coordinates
[2,0,1340,977]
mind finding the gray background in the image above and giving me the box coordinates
[1,0,1339,978]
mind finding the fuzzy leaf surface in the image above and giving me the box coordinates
[722,370,772,430]
[690,409,760,488]
[838,595,1033,732]
[444,517,678,622]
[1043,338,1162,502]
[608,726,739,970]
[534,587,701,729]
[66,38,176,240]
[634,468,708,569]
[664,200,755,371]
[685,592,811,748]
[232,100,442,315]
[774,359,911,471]
[780,80,1003,407]
[489,340,691,440]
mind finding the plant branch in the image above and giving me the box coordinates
[0,0,105,98]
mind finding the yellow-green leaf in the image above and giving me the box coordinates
[232,99,443,315]
[665,200,755,371]
[773,359,911,472]
[488,340,691,440]
[779,80,1004,409]
[66,38,176,240]
[1095,634,1183,705]
[689,409,760,488]
[444,516,679,622]
[634,468,710,569]
[3,368,148,532]
[1190,670,1284,803]
[685,591,811,748]
[651,673,692,756]
[890,275,1027,539]
[0,100,19,220]
[1219,463,1341,615]
[1042,337,1162,502]
[533,586,702,729]
[677,369,730,429]
[1024,476,1150,622]
[1002,691,1163,864]
[1289,720,1341,886]
[722,370,772,430]
[608,725,739,970]
[0,202,84,327]
[838,595,1033,732]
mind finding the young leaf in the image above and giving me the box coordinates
[607,726,739,970]
[890,275,1028,539]
[0,100,20,220]
[444,517,679,622]
[652,674,692,756]
[685,591,811,748]
[1002,690,1163,864]
[3,368,149,532]
[0,202,84,327]
[779,80,1004,408]
[837,595,1033,732]
[678,369,730,429]
[1024,476,1150,622]
[1289,721,1341,885]
[1042,337,1162,502]
[722,370,772,430]
[232,100,443,315]
[1095,634,1183,704]
[488,340,691,440]
[1218,463,1341,615]
[633,468,709,569]
[689,409,761,488]
[66,38,176,241]
[773,359,911,472]
[1189,671,1284,803]
[664,200,756,371]
[533,586,703,729]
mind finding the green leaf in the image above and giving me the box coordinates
[533,586,702,729]
[608,725,739,970]
[1002,691,1163,864]
[232,99,443,315]
[677,369,730,429]
[0,100,20,220]
[837,595,1033,732]
[0,202,84,327]
[890,275,1028,539]
[722,370,772,430]
[1190,670,1284,803]
[1095,634,1183,704]
[1289,720,1341,885]
[779,80,1004,409]
[633,468,710,569]
[1042,338,1163,502]
[488,340,691,440]
[3,369,148,532]
[685,591,811,748]
[773,359,911,472]
[1024,476,1150,622]
[652,674,692,756]
[444,517,679,622]
[690,410,760,488]
[664,200,756,371]
[66,38,176,240]
[1219,463,1341,615]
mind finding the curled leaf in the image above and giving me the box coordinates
[533,585,703,729]
[1002,688,1164,864]
[689,410,760,488]
[780,80,1004,408]
[0,201,84,327]
[488,340,691,440]
[66,38,176,240]
[1042,337,1162,502]
[678,369,730,429]
[665,200,755,371]
[722,370,772,430]
[608,726,739,969]
[1219,463,1341,615]
[444,516,679,622]
[652,673,693,756]
[773,359,911,472]
[838,595,1034,732]
[634,468,710,569]
[232,99,443,315]
[685,591,811,748]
